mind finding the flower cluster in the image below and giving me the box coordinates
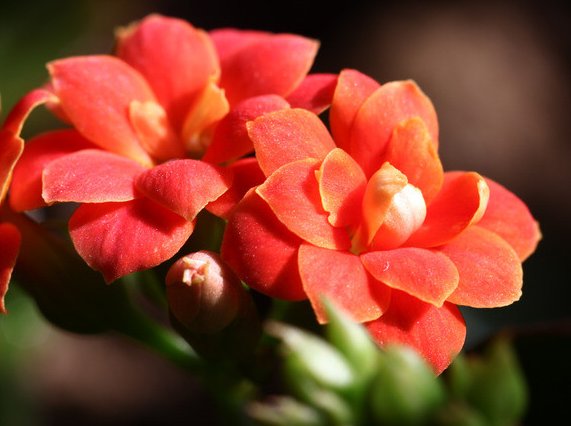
[0,14,540,373]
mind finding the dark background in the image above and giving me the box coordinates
[1,0,569,424]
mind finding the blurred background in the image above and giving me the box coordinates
[1,0,569,424]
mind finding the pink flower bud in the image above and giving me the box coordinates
[165,250,245,334]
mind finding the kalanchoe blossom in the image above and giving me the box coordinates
[221,69,541,373]
[6,14,334,282]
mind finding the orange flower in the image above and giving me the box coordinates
[4,15,333,282]
[221,70,541,373]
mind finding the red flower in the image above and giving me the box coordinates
[6,15,333,282]
[221,70,541,373]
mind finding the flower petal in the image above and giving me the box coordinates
[406,172,489,248]
[206,158,266,219]
[361,248,459,307]
[350,81,438,177]
[248,108,335,176]
[0,222,20,314]
[318,148,367,228]
[299,243,390,324]
[69,199,195,282]
[135,159,232,221]
[116,14,219,131]
[365,291,466,375]
[9,130,97,211]
[330,69,380,152]
[202,94,290,164]
[221,190,305,300]
[439,226,523,307]
[43,149,145,203]
[2,88,56,135]
[477,178,541,261]
[213,29,319,105]
[256,159,351,250]
[383,117,443,204]
[48,56,155,165]
[0,130,23,203]
[286,73,338,114]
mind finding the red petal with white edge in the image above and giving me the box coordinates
[477,177,541,261]
[439,226,523,307]
[286,73,338,114]
[0,222,20,314]
[248,108,335,176]
[257,159,351,250]
[69,199,195,283]
[0,130,23,203]
[2,88,56,135]
[365,290,466,375]
[206,158,266,219]
[299,244,391,324]
[318,148,367,228]
[350,81,439,177]
[406,172,489,248]
[330,69,380,152]
[202,95,290,164]
[383,117,443,204]
[221,190,305,300]
[117,15,219,131]
[214,31,319,105]
[43,149,145,204]
[361,248,458,307]
[135,159,232,221]
[10,130,97,211]
[48,56,155,165]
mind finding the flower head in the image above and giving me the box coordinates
[221,69,541,373]
[6,14,332,282]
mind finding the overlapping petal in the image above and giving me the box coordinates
[0,130,24,203]
[256,158,351,250]
[248,108,335,176]
[477,178,541,261]
[298,244,390,324]
[135,159,232,220]
[116,14,219,131]
[221,190,305,300]
[0,222,20,314]
[69,199,195,283]
[48,56,155,165]
[211,29,319,105]
[285,73,338,114]
[43,149,145,203]
[440,226,523,307]
[365,291,466,374]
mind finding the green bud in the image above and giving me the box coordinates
[248,397,325,426]
[370,345,446,425]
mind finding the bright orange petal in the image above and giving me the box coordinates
[365,291,466,375]
[406,172,489,248]
[9,130,96,211]
[135,159,232,221]
[116,14,219,131]
[383,117,443,204]
[477,177,541,261]
[299,243,390,324]
[48,56,155,165]
[318,148,367,228]
[256,159,351,250]
[286,73,338,114]
[202,94,290,164]
[0,222,20,314]
[69,199,195,283]
[361,248,458,307]
[329,69,380,152]
[247,108,335,176]
[221,190,305,300]
[350,81,438,177]
[439,226,523,307]
[42,149,145,203]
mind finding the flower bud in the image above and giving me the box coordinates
[165,250,244,334]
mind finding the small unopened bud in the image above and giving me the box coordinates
[166,251,243,334]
